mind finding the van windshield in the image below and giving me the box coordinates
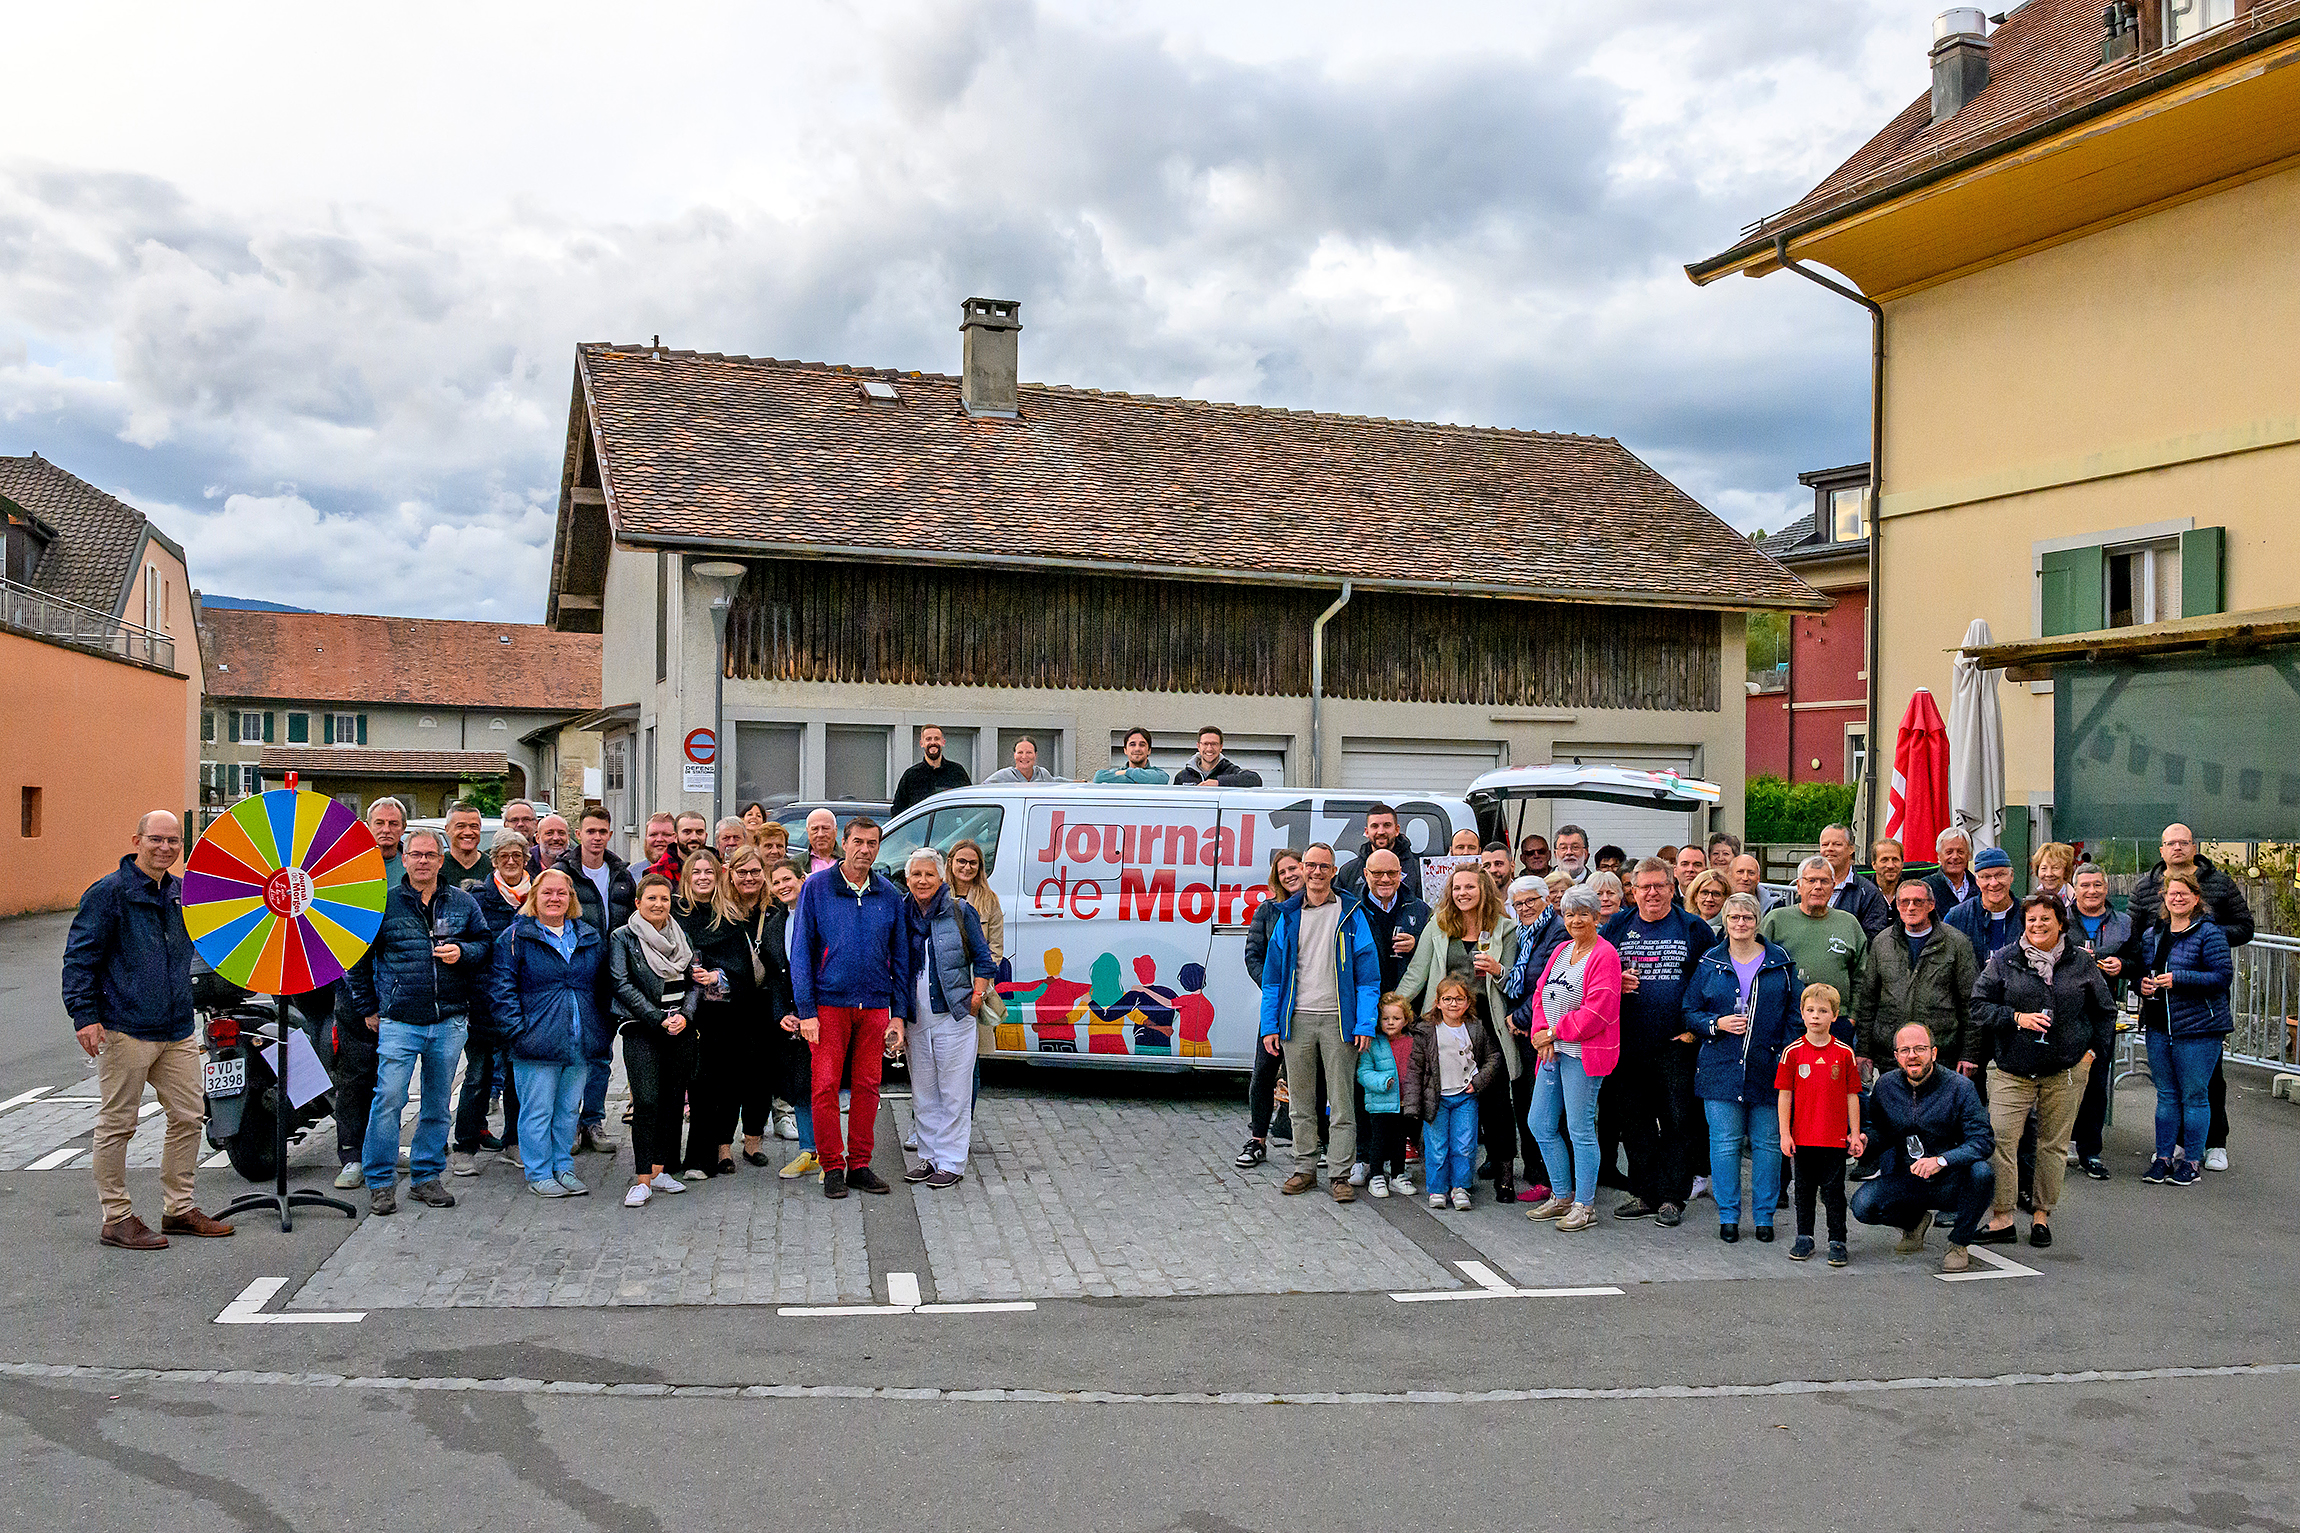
[873,804,1006,879]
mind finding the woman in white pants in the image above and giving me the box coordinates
[899,849,997,1189]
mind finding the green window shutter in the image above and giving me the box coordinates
[287,712,308,744]
[356,714,369,745]
[201,710,214,743]
[323,713,335,744]
[2039,545,2105,636]
[262,710,276,743]
[227,710,241,741]
[2180,527,2224,618]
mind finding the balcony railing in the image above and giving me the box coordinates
[0,575,176,671]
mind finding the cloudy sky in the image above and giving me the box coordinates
[1,0,1929,622]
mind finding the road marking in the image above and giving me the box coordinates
[0,1087,55,1114]
[1937,1244,2040,1282]
[1389,1260,1624,1304]
[214,1278,364,1326]
[8,1358,2293,1405]
[26,1147,85,1171]
[887,1271,923,1307]
[776,1277,1038,1319]
[203,1151,231,1168]
[138,1102,163,1118]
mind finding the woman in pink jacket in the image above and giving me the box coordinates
[1522,883,1622,1232]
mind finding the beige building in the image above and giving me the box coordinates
[1692,0,2300,852]
[543,303,1823,860]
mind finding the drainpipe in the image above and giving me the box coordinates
[1774,233,1884,841]
[1308,581,1352,788]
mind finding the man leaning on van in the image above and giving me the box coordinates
[1256,842,1383,1203]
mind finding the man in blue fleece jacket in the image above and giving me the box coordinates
[788,818,911,1199]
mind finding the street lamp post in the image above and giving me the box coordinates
[693,560,748,827]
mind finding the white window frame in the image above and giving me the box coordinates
[2102,537,2180,629]
[330,712,359,745]
[238,712,264,743]
[2028,516,2193,693]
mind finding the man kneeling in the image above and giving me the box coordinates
[1851,1022,1995,1273]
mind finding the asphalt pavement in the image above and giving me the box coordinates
[4,907,2297,1532]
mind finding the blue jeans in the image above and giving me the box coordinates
[1702,1098,1783,1227]
[363,1017,467,1190]
[1529,1052,1602,1206]
[513,1059,586,1185]
[1421,1091,1481,1193]
[2147,1032,2222,1162]
[796,1099,815,1153]
[581,1052,612,1130]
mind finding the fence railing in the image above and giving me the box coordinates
[0,575,175,671]
[2231,932,2300,1073]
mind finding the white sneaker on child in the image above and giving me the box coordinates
[1368,1175,1389,1198]
[1429,1193,1447,1209]
[1389,1174,1415,1196]
[1450,1188,1472,1211]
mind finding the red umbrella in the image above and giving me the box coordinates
[1885,688,1952,860]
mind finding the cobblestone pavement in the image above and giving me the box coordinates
[894,1092,1458,1301]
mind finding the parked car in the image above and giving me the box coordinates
[768,800,893,845]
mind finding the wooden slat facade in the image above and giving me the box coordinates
[724,560,1720,713]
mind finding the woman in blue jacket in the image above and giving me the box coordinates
[2126,868,2235,1186]
[1683,892,1801,1242]
[486,868,605,1198]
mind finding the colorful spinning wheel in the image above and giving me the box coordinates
[183,790,387,995]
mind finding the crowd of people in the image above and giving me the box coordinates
[1244,813,2250,1273]
[60,773,2251,1273]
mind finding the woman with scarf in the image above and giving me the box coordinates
[1972,893,2115,1247]
[610,873,701,1207]
[897,847,996,1188]
[459,829,532,1170]
[686,845,785,1178]
[767,859,822,1180]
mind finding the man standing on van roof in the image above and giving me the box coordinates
[1257,842,1381,1203]
[1092,727,1171,784]
[1338,803,1422,905]
[983,737,1061,785]
[1173,727,1263,788]
[893,726,972,816]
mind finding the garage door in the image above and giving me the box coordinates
[1549,745,1701,862]
[1338,737,1504,795]
[1127,731,1289,786]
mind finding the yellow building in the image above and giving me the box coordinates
[1691,0,2300,857]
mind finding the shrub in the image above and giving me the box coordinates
[1746,775,1856,844]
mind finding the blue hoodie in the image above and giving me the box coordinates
[1256,889,1383,1041]
[790,864,913,1019]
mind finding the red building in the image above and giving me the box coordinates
[1747,463,1870,786]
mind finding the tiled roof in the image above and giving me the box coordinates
[0,454,178,614]
[257,747,507,779]
[1707,0,2300,265]
[568,345,1821,611]
[202,608,601,710]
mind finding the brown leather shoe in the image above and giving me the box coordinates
[1281,1171,1318,1195]
[1330,1178,1357,1203]
[161,1208,236,1238]
[101,1215,168,1251]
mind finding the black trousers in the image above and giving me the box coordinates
[1612,1041,1700,1207]
[1850,1160,1995,1247]
[1364,1111,1409,1176]
[622,1024,696,1175]
[328,1010,377,1167]
[688,1011,765,1164]
[2071,1049,2112,1159]
[1792,1146,1849,1241]
[1248,1042,1281,1138]
[2208,1060,2229,1150]
[452,1030,519,1152]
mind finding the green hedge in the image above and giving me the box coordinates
[1746,775,1856,844]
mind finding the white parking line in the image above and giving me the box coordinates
[0,1087,55,1114]
[1390,1261,1624,1304]
[1937,1244,2040,1282]
[25,1146,85,1171]
[776,1270,1037,1319]
[214,1277,364,1326]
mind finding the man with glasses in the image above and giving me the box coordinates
[1552,825,1591,883]
[1851,1023,1995,1274]
[1353,848,1430,994]
[1851,880,1977,1180]
[2127,822,2255,1172]
[1518,834,1551,878]
[502,799,540,849]
[1257,843,1381,1203]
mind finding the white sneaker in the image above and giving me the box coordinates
[2205,1148,2230,1172]
[2065,1147,2081,1166]
[623,1183,651,1208]
[904,1132,919,1151]
[334,1163,364,1190]
[650,1172,687,1193]
[1690,1175,1711,1201]
[1368,1175,1389,1199]
[1348,1161,1371,1187]
[1389,1175,1415,1196]
[773,1109,800,1142]
[1450,1187,1472,1211]
[1429,1193,1447,1209]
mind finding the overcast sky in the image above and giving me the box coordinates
[0,0,1929,621]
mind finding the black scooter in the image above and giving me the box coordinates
[196,958,336,1182]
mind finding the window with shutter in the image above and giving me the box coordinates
[288,712,309,743]
[323,714,334,744]
[201,710,215,744]
[356,714,369,745]
[2039,546,2105,637]
[2180,527,2225,617]
[263,711,275,743]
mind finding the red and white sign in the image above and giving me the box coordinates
[683,728,717,766]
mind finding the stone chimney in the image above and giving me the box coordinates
[1931,9,1991,124]
[958,297,1023,418]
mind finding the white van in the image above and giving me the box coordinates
[869,784,1476,1072]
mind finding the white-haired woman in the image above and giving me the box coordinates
[899,847,997,1188]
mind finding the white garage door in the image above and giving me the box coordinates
[1338,737,1504,795]
[1549,745,1701,863]
[1127,731,1289,786]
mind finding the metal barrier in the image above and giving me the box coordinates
[2230,932,2300,1073]
[0,575,176,671]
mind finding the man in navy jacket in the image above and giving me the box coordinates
[62,811,233,1250]
[789,817,910,1199]
[1851,1022,1996,1273]
[1599,859,1717,1225]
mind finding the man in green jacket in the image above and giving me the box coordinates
[1854,881,1979,1076]
[1759,856,1867,1027]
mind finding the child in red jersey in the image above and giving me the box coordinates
[1776,983,1865,1267]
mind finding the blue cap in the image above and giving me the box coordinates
[1972,846,2013,871]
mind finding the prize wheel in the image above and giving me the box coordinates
[183,790,387,995]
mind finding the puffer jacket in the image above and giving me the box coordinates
[1357,1028,1403,1115]
[1854,921,1979,1070]
[486,916,606,1065]
[2122,918,2235,1039]
[1683,939,1801,1105]
[1971,936,2116,1077]
[607,923,690,1034]
[1401,1014,1500,1120]
[2128,856,2254,947]
[340,878,492,1025]
[1242,892,1285,987]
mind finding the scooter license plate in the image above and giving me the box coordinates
[203,1057,246,1097]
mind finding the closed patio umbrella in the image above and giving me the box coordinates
[1948,618,2006,851]
[1885,688,1952,861]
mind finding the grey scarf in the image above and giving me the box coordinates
[2021,939,2059,986]
[625,911,694,983]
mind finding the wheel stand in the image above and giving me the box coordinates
[217,1014,359,1232]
